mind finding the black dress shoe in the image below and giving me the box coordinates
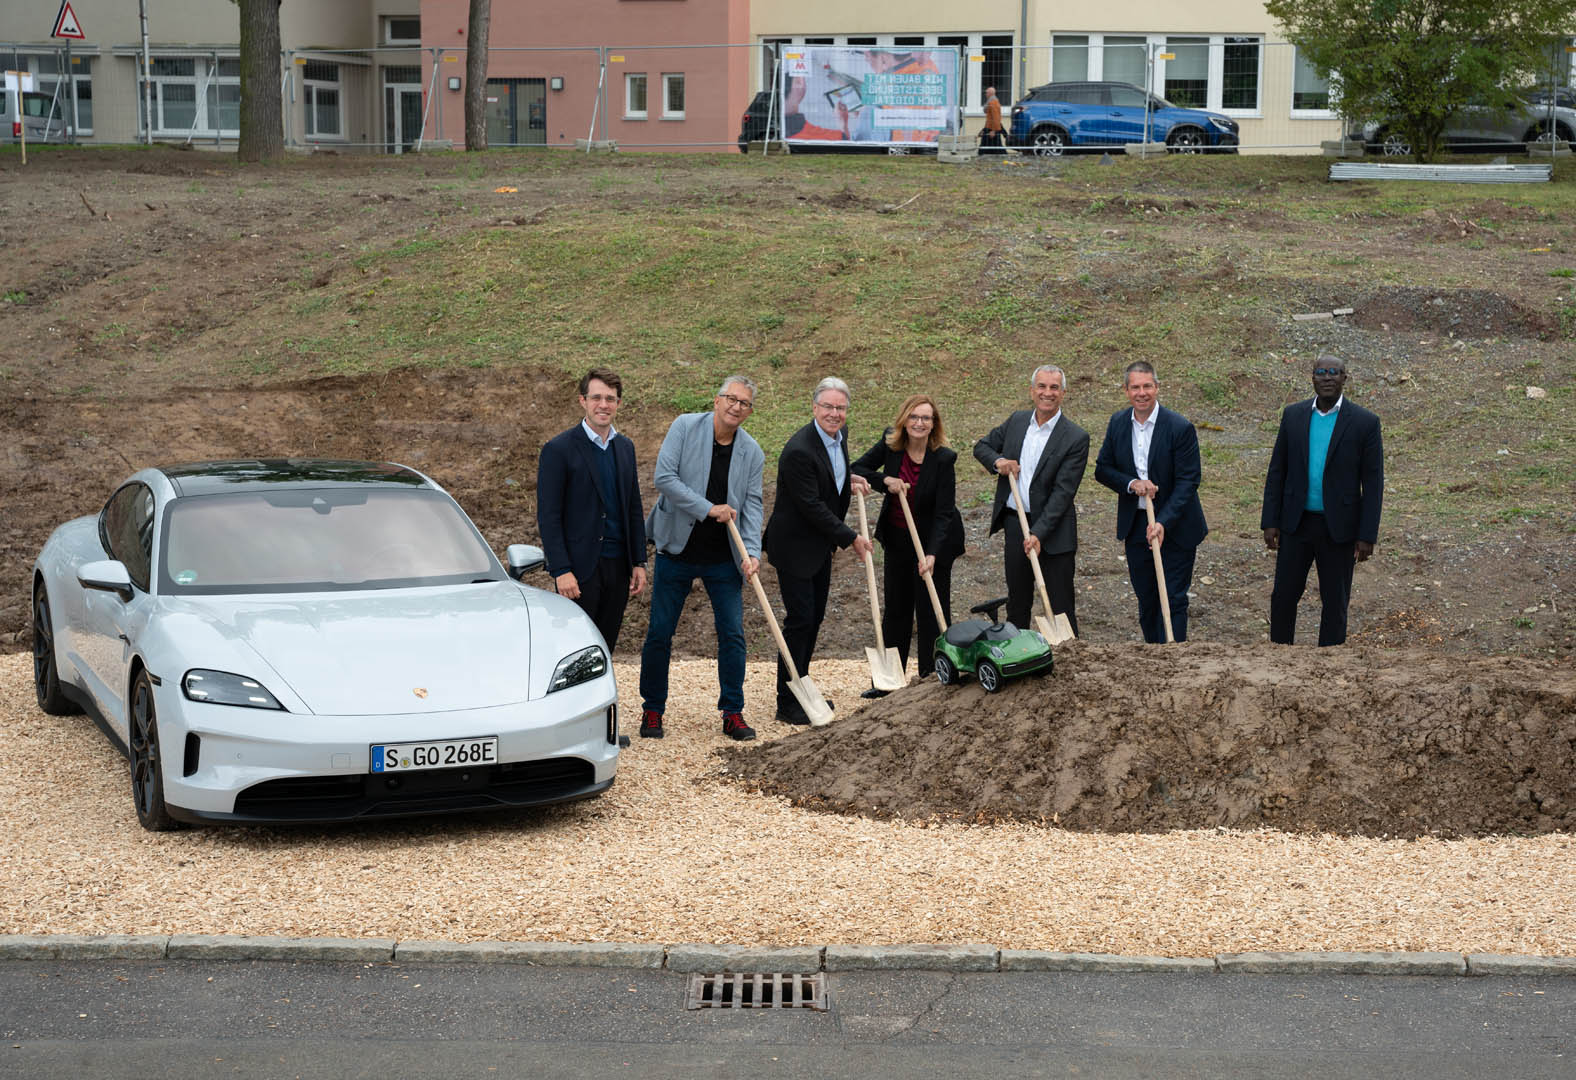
[860,687,890,699]
[776,709,810,726]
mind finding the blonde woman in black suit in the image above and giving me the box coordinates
[852,394,965,693]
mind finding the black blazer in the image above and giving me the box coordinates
[765,422,857,578]
[972,409,1090,556]
[852,435,965,561]
[1093,405,1209,550]
[1260,398,1383,545]
[536,424,647,582]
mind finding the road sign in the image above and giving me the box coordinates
[52,0,84,39]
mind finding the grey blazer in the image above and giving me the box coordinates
[645,410,765,566]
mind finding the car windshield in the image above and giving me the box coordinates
[160,488,501,593]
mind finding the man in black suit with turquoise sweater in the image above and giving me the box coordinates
[1094,361,1208,643]
[1261,354,1384,646]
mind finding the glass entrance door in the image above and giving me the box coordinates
[383,84,422,153]
[483,78,546,146]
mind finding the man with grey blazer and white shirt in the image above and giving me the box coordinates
[638,376,765,742]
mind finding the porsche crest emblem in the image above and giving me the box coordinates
[412,687,428,699]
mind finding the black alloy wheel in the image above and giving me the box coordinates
[1166,127,1206,153]
[32,588,77,716]
[1031,126,1068,157]
[129,670,178,831]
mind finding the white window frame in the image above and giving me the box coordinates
[625,72,648,119]
[21,52,93,135]
[759,33,1014,114]
[661,72,685,119]
[140,55,241,137]
[382,16,421,46]
[1047,32,1263,117]
[302,60,345,140]
[1289,47,1336,119]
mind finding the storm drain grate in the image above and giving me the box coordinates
[685,972,827,1010]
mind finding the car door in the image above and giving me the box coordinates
[1036,83,1104,145]
[1104,84,1152,145]
[76,482,157,734]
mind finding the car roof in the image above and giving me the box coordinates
[157,459,431,497]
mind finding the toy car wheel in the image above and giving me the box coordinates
[977,659,1003,693]
[934,653,956,685]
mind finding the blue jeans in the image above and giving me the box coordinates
[639,553,746,715]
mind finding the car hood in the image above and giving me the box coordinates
[162,583,538,716]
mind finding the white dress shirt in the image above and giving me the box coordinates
[1009,410,1061,516]
[1129,407,1157,508]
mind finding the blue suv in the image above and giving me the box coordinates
[1009,81,1239,155]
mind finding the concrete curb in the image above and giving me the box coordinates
[3,936,1573,975]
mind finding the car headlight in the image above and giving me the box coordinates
[549,645,608,694]
[990,646,1007,660]
[1208,116,1237,133]
[182,669,285,710]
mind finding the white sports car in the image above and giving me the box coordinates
[30,460,622,830]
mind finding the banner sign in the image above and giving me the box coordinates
[779,46,958,147]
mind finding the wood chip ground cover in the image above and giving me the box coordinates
[3,653,1571,955]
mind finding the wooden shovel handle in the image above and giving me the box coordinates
[1007,470,1058,620]
[726,517,802,681]
[854,490,886,651]
[1143,498,1176,643]
[896,482,948,630]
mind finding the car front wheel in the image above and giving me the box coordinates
[934,653,957,685]
[1526,123,1573,149]
[32,586,79,716]
[976,660,1003,693]
[129,670,178,832]
[1030,126,1068,157]
[1166,127,1206,154]
[1377,129,1411,157]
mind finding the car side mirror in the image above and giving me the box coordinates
[505,544,546,581]
[78,559,134,601]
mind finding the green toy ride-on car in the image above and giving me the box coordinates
[933,597,1054,692]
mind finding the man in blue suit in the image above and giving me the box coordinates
[1094,361,1208,643]
[1261,354,1384,646]
[536,368,647,651]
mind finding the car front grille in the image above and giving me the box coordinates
[232,757,600,821]
[1001,655,1054,678]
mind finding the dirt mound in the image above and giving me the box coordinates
[1347,285,1557,339]
[721,643,1576,838]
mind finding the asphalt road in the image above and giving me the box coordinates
[1,960,1571,1079]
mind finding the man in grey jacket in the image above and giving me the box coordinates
[638,375,765,741]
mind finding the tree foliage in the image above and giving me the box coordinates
[1265,0,1576,161]
[237,0,284,163]
[465,0,491,150]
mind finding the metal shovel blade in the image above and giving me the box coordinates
[1036,612,1075,645]
[865,646,908,691]
[788,674,835,727]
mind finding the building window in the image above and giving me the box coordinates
[625,73,648,119]
[661,73,685,119]
[383,16,421,46]
[981,34,1013,103]
[1291,50,1332,113]
[139,55,240,136]
[303,60,342,138]
[19,53,93,134]
[1049,33,1262,114]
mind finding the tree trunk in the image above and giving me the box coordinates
[464,0,492,150]
[237,0,284,162]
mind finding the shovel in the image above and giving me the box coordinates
[726,517,834,727]
[896,482,951,634]
[855,490,908,691]
[1143,498,1176,643]
[1006,470,1077,644]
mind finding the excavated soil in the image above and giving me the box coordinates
[722,642,1576,838]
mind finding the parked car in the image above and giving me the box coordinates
[31,459,621,830]
[1354,94,1576,156]
[2,88,70,144]
[736,89,934,155]
[1009,81,1240,156]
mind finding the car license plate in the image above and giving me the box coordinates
[371,737,498,773]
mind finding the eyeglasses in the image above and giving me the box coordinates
[815,402,849,413]
[907,414,935,425]
[719,393,755,410]
[1313,368,1345,377]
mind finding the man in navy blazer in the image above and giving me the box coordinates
[1261,354,1384,646]
[536,368,647,652]
[764,376,872,724]
[974,364,1090,636]
[1094,361,1208,643]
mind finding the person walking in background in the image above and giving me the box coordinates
[852,394,965,694]
[974,365,1090,635]
[536,368,646,651]
[1261,354,1384,646]
[765,377,872,725]
[980,86,1007,154]
[638,376,765,742]
[1094,361,1208,643]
